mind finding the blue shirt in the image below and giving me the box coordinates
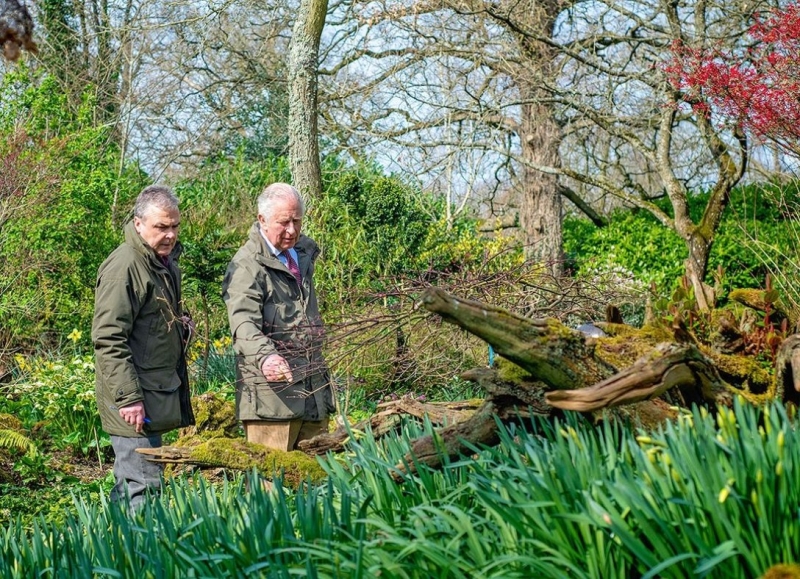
[259,229,299,268]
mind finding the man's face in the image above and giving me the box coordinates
[258,196,302,252]
[134,205,181,257]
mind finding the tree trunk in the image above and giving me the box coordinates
[684,230,715,311]
[517,30,564,277]
[520,98,564,277]
[288,0,328,199]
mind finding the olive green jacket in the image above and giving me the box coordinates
[222,224,335,421]
[92,221,195,437]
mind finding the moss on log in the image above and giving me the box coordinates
[421,287,617,389]
[138,438,326,488]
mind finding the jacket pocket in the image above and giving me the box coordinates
[139,368,182,433]
[252,379,305,420]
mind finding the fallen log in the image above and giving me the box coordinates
[545,343,722,412]
[140,287,789,483]
[388,288,739,478]
[137,437,327,488]
[421,287,617,389]
[389,342,725,478]
[299,397,482,455]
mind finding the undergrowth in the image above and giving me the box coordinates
[1,399,797,577]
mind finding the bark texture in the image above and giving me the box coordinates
[288,0,327,199]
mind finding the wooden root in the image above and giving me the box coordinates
[545,343,723,412]
[299,397,482,455]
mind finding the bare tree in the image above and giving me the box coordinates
[319,0,569,274]
[122,0,294,178]
[319,0,767,303]
[2,0,295,181]
[549,0,761,308]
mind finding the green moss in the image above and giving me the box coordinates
[707,351,774,396]
[762,564,800,579]
[187,437,327,488]
[545,318,583,342]
[729,288,769,310]
[595,331,662,370]
[495,357,534,382]
[179,393,239,441]
[597,323,640,338]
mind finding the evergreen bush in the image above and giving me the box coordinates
[564,183,799,300]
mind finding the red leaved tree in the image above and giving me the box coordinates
[666,4,800,156]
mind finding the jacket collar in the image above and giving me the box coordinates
[248,222,319,268]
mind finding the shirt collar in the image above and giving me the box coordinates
[259,227,280,256]
[259,227,298,260]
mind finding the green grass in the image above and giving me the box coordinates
[1,399,799,577]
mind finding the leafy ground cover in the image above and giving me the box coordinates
[1,399,799,577]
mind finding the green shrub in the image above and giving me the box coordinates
[564,183,799,300]
[0,66,145,345]
[4,347,108,459]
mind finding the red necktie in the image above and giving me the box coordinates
[282,251,302,285]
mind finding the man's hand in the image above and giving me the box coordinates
[261,354,294,382]
[119,401,147,433]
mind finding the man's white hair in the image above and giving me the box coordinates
[257,183,305,221]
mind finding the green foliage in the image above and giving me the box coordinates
[564,184,798,299]
[311,160,520,309]
[5,351,108,459]
[186,338,237,396]
[0,474,114,527]
[0,429,37,457]
[319,167,430,278]
[0,65,146,344]
[565,208,686,293]
[1,400,799,576]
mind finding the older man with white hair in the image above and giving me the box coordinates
[222,183,335,451]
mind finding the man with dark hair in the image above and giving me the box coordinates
[223,183,335,452]
[92,185,195,509]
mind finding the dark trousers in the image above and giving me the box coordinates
[110,434,163,509]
